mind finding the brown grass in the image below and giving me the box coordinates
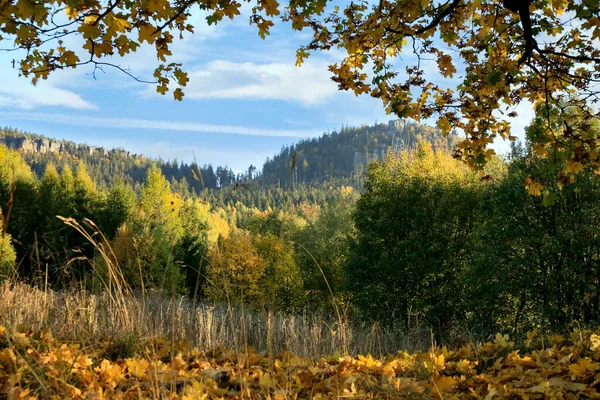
[0,281,431,358]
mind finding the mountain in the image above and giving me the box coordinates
[260,119,460,188]
[0,119,459,198]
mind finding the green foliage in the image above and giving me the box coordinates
[178,199,210,298]
[107,166,210,294]
[0,213,17,280]
[466,152,600,337]
[347,143,484,334]
[253,234,305,311]
[97,179,136,236]
[294,196,356,298]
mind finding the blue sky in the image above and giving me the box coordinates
[0,6,533,172]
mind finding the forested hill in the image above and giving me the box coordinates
[0,119,459,195]
[260,119,460,187]
[0,127,240,193]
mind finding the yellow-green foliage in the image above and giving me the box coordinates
[3,325,600,399]
[206,230,265,302]
[382,140,474,185]
[0,213,16,280]
[207,208,230,244]
[0,145,35,187]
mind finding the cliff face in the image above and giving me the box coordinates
[0,133,132,158]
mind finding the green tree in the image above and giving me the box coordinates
[110,166,186,293]
[253,234,305,311]
[98,179,136,237]
[0,146,37,278]
[467,149,600,338]
[347,143,485,335]
[294,197,355,299]
[178,199,210,299]
[0,209,17,280]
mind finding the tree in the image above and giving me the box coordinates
[253,233,305,311]
[0,209,17,280]
[0,146,37,275]
[347,142,488,335]
[294,197,355,299]
[98,178,136,237]
[2,1,600,183]
[467,144,600,338]
[109,166,186,292]
[206,231,266,303]
[178,199,210,298]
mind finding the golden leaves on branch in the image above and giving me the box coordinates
[287,0,600,189]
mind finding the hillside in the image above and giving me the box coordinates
[0,127,235,194]
[260,119,460,188]
[1,120,459,196]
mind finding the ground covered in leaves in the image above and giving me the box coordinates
[2,325,600,399]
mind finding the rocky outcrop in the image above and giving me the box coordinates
[352,149,388,167]
[0,132,135,159]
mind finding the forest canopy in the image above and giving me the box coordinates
[1,0,599,186]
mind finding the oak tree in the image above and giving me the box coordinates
[2,0,599,184]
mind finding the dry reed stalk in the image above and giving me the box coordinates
[0,281,432,358]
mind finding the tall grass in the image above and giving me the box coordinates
[0,281,431,358]
[1,217,436,359]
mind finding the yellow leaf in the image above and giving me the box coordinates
[525,176,543,196]
[157,84,168,95]
[125,358,149,379]
[65,6,78,18]
[591,334,600,350]
[95,359,123,384]
[534,143,550,158]
[84,15,99,24]
[139,24,157,44]
[433,376,457,392]
[174,70,189,86]
[259,372,274,389]
[262,0,280,16]
[60,50,80,66]
[437,53,456,78]
[437,116,452,134]
[569,358,597,377]
[173,88,184,101]
[494,333,512,348]
[111,16,130,33]
[564,160,583,175]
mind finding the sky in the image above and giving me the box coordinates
[0,6,534,172]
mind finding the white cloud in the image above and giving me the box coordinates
[0,59,97,110]
[165,60,340,106]
[0,111,321,138]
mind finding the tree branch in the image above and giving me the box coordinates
[414,0,462,36]
[91,0,123,26]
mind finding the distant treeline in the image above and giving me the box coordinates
[0,120,458,199]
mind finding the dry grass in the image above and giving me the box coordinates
[0,281,431,358]
[1,218,434,360]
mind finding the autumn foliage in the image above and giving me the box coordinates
[5,323,600,398]
[2,0,600,186]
